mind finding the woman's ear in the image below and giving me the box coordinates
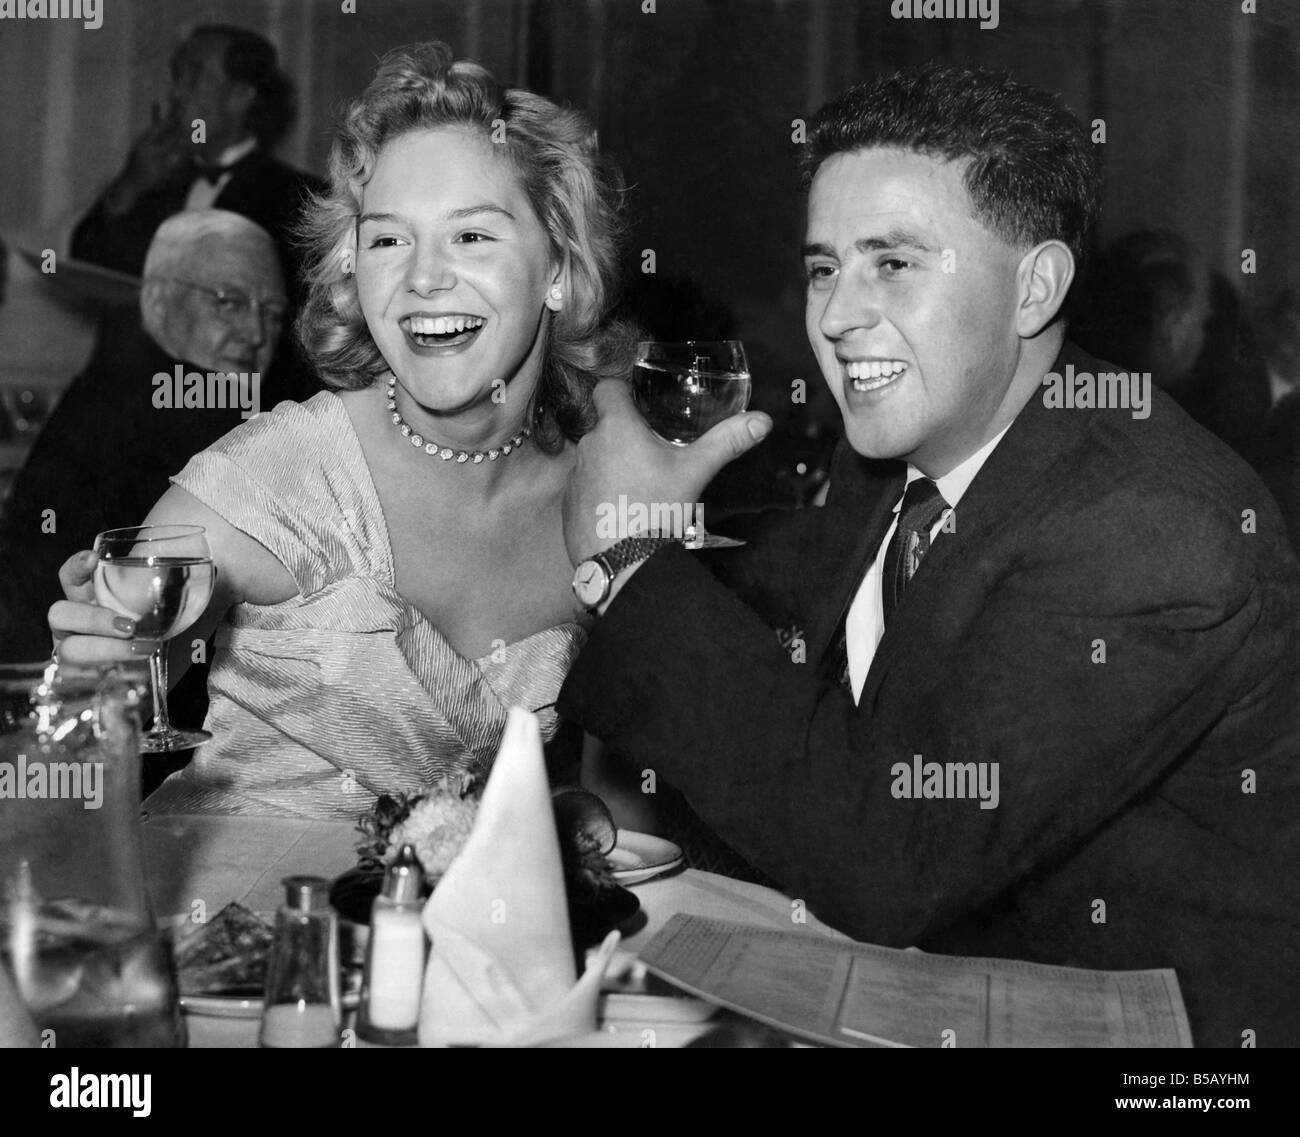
[545,256,571,313]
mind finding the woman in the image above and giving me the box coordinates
[49,42,635,819]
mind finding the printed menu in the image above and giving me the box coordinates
[639,914,1193,1047]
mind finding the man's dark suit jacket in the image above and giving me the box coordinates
[558,342,1300,1048]
[70,149,323,289]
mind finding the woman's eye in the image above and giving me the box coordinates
[456,232,493,244]
[805,263,835,284]
[365,235,403,249]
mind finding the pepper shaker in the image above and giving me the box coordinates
[259,875,342,1048]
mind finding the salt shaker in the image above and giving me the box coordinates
[358,845,427,1045]
[259,876,342,1048]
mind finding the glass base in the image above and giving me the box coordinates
[690,533,746,549]
[140,726,212,753]
[683,523,745,550]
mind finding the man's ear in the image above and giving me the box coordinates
[1015,240,1075,338]
[139,281,168,341]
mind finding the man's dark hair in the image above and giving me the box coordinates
[178,25,296,149]
[803,64,1102,273]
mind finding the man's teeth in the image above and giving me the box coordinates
[407,315,485,336]
[846,360,906,389]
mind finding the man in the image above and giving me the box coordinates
[1076,230,1270,463]
[70,25,321,294]
[1075,230,1210,400]
[1259,291,1300,557]
[0,210,287,662]
[1263,290,1300,410]
[557,65,1300,1047]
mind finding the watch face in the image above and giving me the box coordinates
[572,559,608,607]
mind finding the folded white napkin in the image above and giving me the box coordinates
[418,707,619,1047]
[0,962,40,1047]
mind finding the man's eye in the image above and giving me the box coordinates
[456,232,493,244]
[805,263,836,284]
[879,257,913,275]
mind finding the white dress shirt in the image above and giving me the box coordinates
[1267,363,1298,408]
[184,138,258,211]
[845,425,1011,702]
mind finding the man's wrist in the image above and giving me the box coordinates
[572,534,678,613]
[594,558,645,616]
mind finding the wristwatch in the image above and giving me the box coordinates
[572,535,678,610]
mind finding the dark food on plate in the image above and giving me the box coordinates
[172,902,274,995]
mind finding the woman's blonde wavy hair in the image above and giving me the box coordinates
[296,41,635,451]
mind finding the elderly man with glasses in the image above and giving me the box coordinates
[0,210,288,668]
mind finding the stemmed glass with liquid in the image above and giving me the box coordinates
[630,340,752,549]
[92,524,215,752]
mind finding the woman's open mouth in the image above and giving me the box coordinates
[401,314,486,350]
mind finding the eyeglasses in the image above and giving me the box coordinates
[149,278,287,330]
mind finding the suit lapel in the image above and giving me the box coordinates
[858,341,1097,706]
[807,444,906,668]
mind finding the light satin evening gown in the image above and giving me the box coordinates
[143,392,585,820]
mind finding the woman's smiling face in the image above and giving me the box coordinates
[355,127,561,417]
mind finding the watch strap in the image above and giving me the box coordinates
[593,535,679,576]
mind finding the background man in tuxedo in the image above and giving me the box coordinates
[70,24,320,291]
[557,65,1300,1046]
[69,24,322,408]
[0,210,286,667]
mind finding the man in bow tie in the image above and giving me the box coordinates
[559,64,1300,1047]
[70,25,322,295]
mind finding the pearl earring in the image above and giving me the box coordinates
[549,285,562,302]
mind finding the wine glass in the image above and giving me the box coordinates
[92,525,215,753]
[630,340,752,549]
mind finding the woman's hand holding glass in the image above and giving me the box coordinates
[50,525,216,752]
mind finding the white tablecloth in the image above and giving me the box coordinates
[142,813,840,1047]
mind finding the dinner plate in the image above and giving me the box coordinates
[178,988,362,1020]
[608,831,684,885]
[164,912,363,1019]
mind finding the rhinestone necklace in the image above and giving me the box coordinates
[386,377,533,465]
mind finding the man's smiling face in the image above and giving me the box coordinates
[803,146,1030,477]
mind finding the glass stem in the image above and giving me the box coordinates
[149,642,171,737]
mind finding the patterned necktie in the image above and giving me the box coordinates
[882,477,949,624]
[824,477,949,690]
